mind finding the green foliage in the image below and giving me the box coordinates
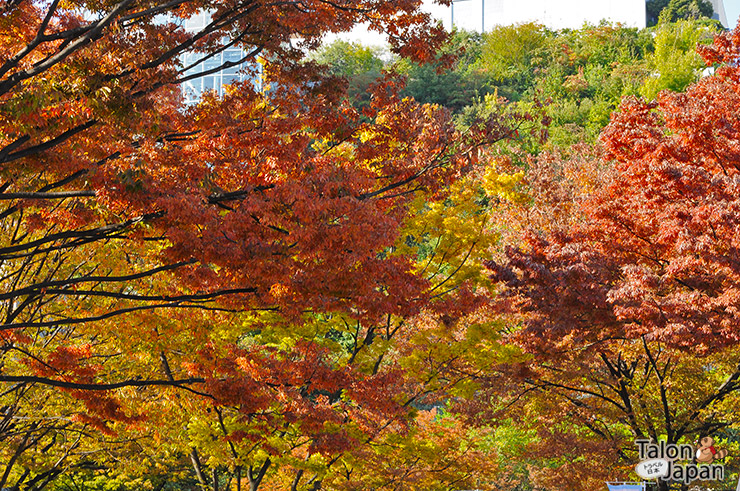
[660,0,715,23]
[476,23,550,100]
[421,23,655,146]
[309,40,387,110]
[639,19,717,100]
[46,470,201,491]
[527,24,653,146]
[310,40,385,77]
[318,19,724,149]
[308,19,725,151]
[399,30,496,111]
[647,0,715,26]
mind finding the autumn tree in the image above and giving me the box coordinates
[0,0,539,488]
[479,22,740,491]
[140,101,542,490]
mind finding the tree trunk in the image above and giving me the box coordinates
[190,448,209,490]
[248,459,271,491]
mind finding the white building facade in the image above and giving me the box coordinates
[445,0,728,31]
[179,12,261,104]
[708,0,728,26]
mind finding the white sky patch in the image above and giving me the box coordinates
[726,0,740,28]
[322,1,450,47]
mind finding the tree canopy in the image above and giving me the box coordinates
[0,0,531,488]
[4,0,740,490]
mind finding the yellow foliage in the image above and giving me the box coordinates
[481,165,527,204]
[396,157,527,294]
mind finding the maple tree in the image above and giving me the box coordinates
[129,121,540,490]
[0,0,542,488]
[479,22,740,491]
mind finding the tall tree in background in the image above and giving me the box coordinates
[640,18,717,100]
[309,40,386,111]
[647,0,715,25]
[400,30,492,112]
[661,0,715,22]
